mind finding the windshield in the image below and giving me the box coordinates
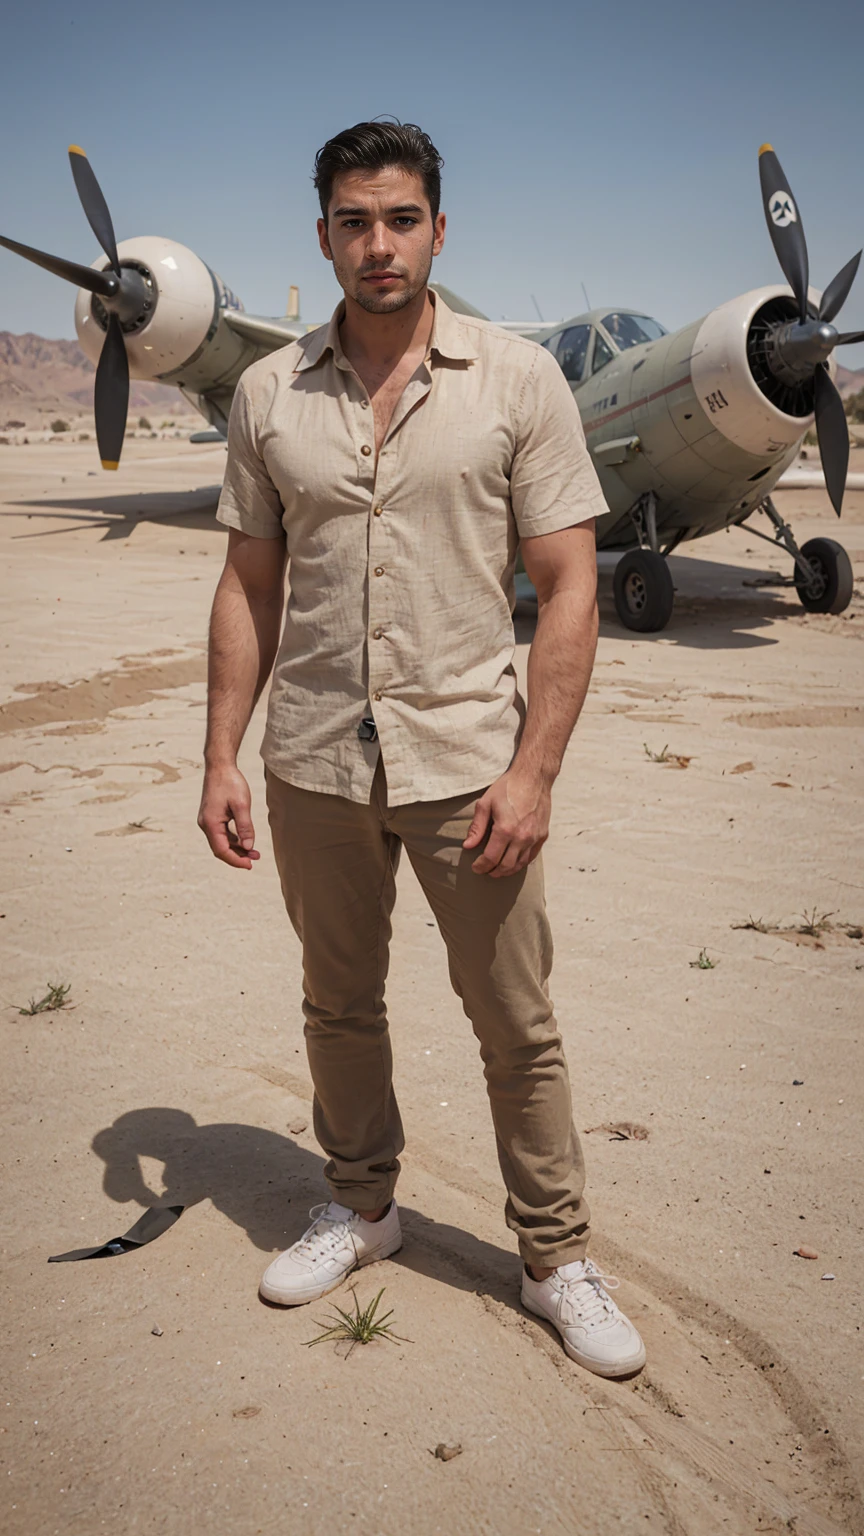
[602,313,667,352]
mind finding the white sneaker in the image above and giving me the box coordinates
[259,1200,402,1306]
[521,1257,646,1378]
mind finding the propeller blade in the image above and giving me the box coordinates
[758,144,809,321]
[0,232,118,296]
[94,312,129,470]
[68,145,120,275]
[836,330,864,346]
[814,364,848,518]
[819,251,861,324]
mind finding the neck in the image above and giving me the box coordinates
[339,286,434,366]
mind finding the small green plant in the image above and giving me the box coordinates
[689,949,716,970]
[798,908,835,937]
[17,981,72,1015]
[305,1287,409,1357]
[50,418,70,434]
[644,742,671,762]
[78,431,90,441]
[138,416,152,431]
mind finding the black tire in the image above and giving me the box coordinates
[613,549,675,632]
[794,538,854,615]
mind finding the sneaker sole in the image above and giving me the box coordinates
[259,1236,403,1307]
[521,1295,647,1379]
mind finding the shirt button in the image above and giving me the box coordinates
[372,628,383,640]
[373,506,383,517]
[374,566,385,577]
[361,444,372,457]
[361,400,369,409]
[373,691,382,702]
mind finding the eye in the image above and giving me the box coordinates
[341,218,364,229]
[395,217,418,227]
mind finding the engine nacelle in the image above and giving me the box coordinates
[74,236,242,381]
[691,284,834,456]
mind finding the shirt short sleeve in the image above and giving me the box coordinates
[216,375,286,539]
[510,345,608,538]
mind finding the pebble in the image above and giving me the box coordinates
[793,1247,818,1260]
[151,1325,163,1336]
[821,1273,836,1281]
[288,1120,307,1135]
[433,1443,463,1462]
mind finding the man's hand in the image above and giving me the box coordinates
[462,769,551,878]
[198,763,260,870]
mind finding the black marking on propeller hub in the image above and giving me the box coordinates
[91,259,157,335]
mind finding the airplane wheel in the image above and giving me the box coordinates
[613,549,675,632]
[794,538,854,614]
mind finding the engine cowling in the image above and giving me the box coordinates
[690,284,834,457]
[74,236,241,381]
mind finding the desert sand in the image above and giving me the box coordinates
[1,436,862,1536]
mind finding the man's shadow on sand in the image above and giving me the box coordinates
[91,1108,524,1312]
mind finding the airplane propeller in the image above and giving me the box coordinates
[758,144,862,515]
[0,147,135,469]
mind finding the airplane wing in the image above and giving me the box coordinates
[222,310,311,350]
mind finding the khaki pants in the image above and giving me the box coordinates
[265,761,590,1268]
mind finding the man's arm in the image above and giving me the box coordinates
[463,521,598,877]
[198,527,287,870]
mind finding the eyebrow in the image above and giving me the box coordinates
[332,203,425,217]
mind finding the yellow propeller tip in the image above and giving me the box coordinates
[101,460,119,471]
[758,143,774,156]
[68,144,87,157]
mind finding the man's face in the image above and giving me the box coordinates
[318,165,446,314]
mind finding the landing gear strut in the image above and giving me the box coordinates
[742,497,854,616]
[613,492,676,632]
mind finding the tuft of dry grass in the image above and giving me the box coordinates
[731,916,772,933]
[644,743,693,769]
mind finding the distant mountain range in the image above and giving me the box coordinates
[1,330,862,429]
[0,332,194,424]
[836,362,864,399]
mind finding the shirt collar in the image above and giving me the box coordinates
[293,290,479,374]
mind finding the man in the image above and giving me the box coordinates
[199,121,645,1378]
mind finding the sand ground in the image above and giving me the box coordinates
[1,438,862,1536]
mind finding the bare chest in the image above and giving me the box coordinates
[352,355,426,453]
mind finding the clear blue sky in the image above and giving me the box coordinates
[1,0,863,368]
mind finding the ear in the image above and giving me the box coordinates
[317,217,333,262]
[432,211,446,258]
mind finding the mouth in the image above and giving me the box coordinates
[363,271,402,287]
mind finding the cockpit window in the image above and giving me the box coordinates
[591,332,614,374]
[551,324,592,384]
[601,313,667,351]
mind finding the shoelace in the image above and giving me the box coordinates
[292,1203,356,1263]
[559,1261,621,1326]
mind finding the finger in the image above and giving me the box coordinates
[200,815,254,870]
[229,795,256,852]
[490,841,530,879]
[471,827,511,875]
[462,795,492,849]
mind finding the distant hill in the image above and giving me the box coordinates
[835,362,864,400]
[0,332,194,425]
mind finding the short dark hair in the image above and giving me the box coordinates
[313,120,443,223]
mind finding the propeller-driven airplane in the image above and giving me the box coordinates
[1,145,861,631]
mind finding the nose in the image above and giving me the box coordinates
[365,219,395,262]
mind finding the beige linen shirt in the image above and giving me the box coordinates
[216,293,607,806]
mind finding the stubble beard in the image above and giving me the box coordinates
[335,244,434,315]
